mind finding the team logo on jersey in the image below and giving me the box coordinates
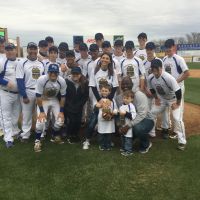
[32,67,41,80]
[165,64,172,74]
[44,87,58,97]
[127,64,134,77]
[98,77,108,87]
[139,55,145,61]
[156,85,166,95]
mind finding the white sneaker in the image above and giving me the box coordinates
[149,132,156,138]
[34,141,42,152]
[83,140,90,150]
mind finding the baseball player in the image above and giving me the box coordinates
[56,42,69,65]
[148,58,186,150]
[45,36,54,49]
[112,40,125,63]
[120,41,145,92]
[0,43,21,148]
[76,43,91,71]
[38,40,49,62]
[161,39,190,139]
[34,63,67,152]
[16,42,45,142]
[134,32,148,61]
[95,33,104,54]
[0,37,6,136]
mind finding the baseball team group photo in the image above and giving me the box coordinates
[0,0,200,199]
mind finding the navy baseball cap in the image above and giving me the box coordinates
[27,42,37,49]
[125,41,135,49]
[164,39,175,48]
[89,44,99,52]
[145,42,156,50]
[58,42,69,51]
[79,43,88,51]
[102,41,111,48]
[71,67,81,74]
[5,43,16,50]
[66,50,75,57]
[45,36,54,43]
[95,33,104,40]
[38,40,48,48]
[138,32,147,39]
[114,40,123,47]
[48,64,59,73]
[151,58,162,69]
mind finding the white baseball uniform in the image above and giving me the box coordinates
[161,54,189,130]
[76,55,91,72]
[0,53,6,131]
[112,53,126,63]
[16,58,45,139]
[134,49,147,61]
[120,56,145,92]
[35,75,67,136]
[0,57,21,142]
[148,71,186,144]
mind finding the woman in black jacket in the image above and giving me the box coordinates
[64,67,89,143]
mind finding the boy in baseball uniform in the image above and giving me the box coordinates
[148,59,186,150]
[34,63,67,152]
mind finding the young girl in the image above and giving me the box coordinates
[95,84,118,151]
[119,90,136,156]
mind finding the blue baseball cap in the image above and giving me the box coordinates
[71,67,82,74]
[5,43,16,50]
[48,64,59,73]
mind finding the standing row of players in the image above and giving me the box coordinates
[0,32,189,155]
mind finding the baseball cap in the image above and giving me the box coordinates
[151,58,162,69]
[125,41,135,49]
[145,42,156,50]
[48,64,59,73]
[102,41,111,48]
[89,44,99,52]
[66,50,75,57]
[5,43,16,50]
[95,33,104,40]
[138,32,147,39]
[114,40,123,47]
[38,40,48,48]
[58,42,69,51]
[71,67,82,74]
[79,43,88,51]
[27,42,37,49]
[45,36,54,43]
[164,39,175,48]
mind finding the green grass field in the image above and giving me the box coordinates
[184,78,200,105]
[187,62,200,69]
[0,135,200,200]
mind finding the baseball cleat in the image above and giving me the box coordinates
[169,132,178,139]
[161,129,169,139]
[121,151,133,157]
[6,141,14,148]
[34,141,42,152]
[177,143,186,151]
[83,140,90,150]
[51,136,64,144]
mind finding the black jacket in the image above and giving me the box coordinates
[64,77,89,114]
